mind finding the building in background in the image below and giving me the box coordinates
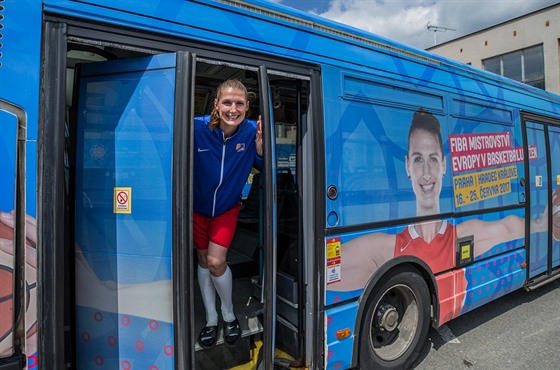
[427,4,559,95]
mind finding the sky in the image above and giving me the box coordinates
[267,0,559,50]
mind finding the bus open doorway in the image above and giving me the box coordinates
[65,41,310,369]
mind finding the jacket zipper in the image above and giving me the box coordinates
[211,134,228,216]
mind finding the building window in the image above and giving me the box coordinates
[482,44,545,89]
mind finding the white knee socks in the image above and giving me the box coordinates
[199,265,236,324]
[211,266,236,322]
[198,265,218,326]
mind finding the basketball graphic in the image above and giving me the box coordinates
[0,264,14,342]
[0,220,15,355]
[0,265,14,354]
[0,218,13,240]
[553,187,560,241]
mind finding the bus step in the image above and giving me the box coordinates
[525,269,560,291]
[194,317,263,352]
[195,335,251,369]
[273,357,293,369]
[0,355,26,370]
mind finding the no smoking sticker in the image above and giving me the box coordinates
[114,187,132,214]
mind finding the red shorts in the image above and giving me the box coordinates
[193,204,241,250]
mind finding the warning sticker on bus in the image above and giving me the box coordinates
[114,187,132,214]
[326,237,341,284]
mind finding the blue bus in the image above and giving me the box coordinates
[1,1,559,369]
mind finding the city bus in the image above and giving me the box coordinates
[1,0,559,369]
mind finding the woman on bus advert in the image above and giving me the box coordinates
[326,108,553,324]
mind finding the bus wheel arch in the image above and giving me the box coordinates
[355,261,437,369]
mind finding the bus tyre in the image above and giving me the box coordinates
[359,266,430,370]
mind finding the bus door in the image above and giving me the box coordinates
[523,115,560,281]
[73,52,195,369]
[257,66,310,368]
[550,125,560,270]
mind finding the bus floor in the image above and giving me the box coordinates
[194,276,305,369]
[194,276,263,351]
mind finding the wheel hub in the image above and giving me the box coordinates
[375,303,399,331]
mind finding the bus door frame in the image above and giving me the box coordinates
[173,51,197,370]
[39,21,70,370]
[258,65,278,369]
[521,112,558,281]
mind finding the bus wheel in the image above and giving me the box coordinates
[359,266,430,369]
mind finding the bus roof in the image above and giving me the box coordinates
[43,0,560,106]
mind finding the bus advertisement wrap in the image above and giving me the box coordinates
[1,1,559,370]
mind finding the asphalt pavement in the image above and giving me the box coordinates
[412,278,560,370]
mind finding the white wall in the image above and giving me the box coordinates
[428,5,560,95]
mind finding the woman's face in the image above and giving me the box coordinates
[406,129,446,216]
[214,87,249,135]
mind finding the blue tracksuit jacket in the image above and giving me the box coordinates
[193,115,263,217]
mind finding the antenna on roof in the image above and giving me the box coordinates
[426,22,456,45]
